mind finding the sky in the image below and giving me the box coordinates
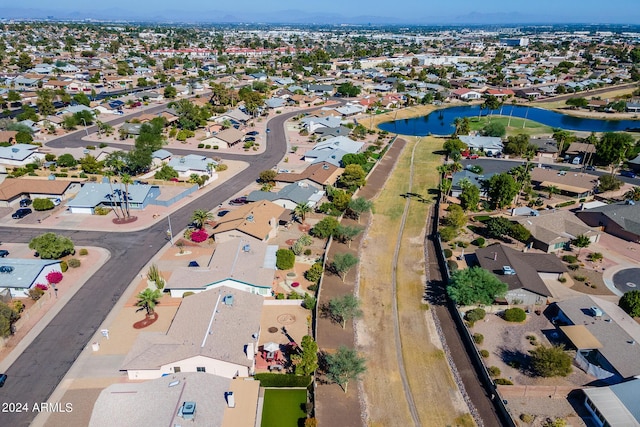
[1,0,639,24]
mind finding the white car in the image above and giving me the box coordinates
[51,198,61,206]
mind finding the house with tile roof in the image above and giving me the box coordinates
[475,243,567,305]
[553,295,640,383]
[530,167,598,198]
[166,238,276,297]
[203,128,245,149]
[211,201,286,243]
[576,201,640,242]
[121,286,263,380]
[0,178,81,207]
[274,162,342,188]
[515,209,600,253]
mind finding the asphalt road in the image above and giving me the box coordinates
[0,105,304,426]
[612,268,640,294]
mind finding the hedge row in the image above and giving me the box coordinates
[254,373,312,387]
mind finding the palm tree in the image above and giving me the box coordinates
[546,185,559,199]
[294,202,312,222]
[624,186,640,201]
[136,288,162,316]
[102,170,121,219]
[191,209,214,229]
[121,173,133,218]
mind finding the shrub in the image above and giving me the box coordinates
[465,308,486,325]
[567,264,580,271]
[304,249,312,256]
[443,249,453,258]
[33,198,55,211]
[619,290,640,317]
[488,366,501,377]
[303,294,316,310]
[28,287,45,300]
[12,300,24,313]
[589,252,603,261]
[94,207,110,215]
[275,293,286,300]
[473,333,484,345]
[67,258,81,268]
[574,275,587,282]
[447,259,458,272]
[307,284,318,292]
[36,283,49,291]
[530,345,572,377]
[504,307,526,322]
[520,414,535,423]
[99,143,108,148]
[214,164,228,172]
[79,248,88,256]
[305,262,323,283]
[472,237,486,247]
[60,260,68,272]
[182,291,195,298]
[562,255,578,263]
[558,276,567,283]
[190,229,209,243]
[276,249,296,270]
[456,241,469,248]
[253,373,312,387]
[480,349,490,358]
[46,271,63,284]
[439,226,457,242]
[494,378,514,385]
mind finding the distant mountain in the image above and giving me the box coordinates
[0,7,637,25]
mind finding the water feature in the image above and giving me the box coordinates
[378,105,640,136]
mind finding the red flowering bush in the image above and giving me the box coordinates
[36,283,49,291]
[190,229,209,243]
[46,271,63,284]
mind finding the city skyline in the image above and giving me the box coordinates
[1,0,639,24]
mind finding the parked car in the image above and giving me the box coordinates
[51,198,61,206]
[246,131,259,136]
[0,250,9,258]
[229,196,248,206]
[0,373,6,387]
[12,208,32,219]
[585,165,596,171]
[466,154,479,160]
[620,170,637,178]
[217,210,230,217]
[19,198,32,207]
[244,137,256,142]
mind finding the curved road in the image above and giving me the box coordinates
[0,105,307,426]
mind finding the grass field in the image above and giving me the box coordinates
[467,115,554,136]
[261,389,307,427]
[358,136,473,427]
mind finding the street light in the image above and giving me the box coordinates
[80,118,89,137]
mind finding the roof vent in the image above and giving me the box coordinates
[179,402,196,420]
[223,295,234,306]
[243,244,250,252]
[0,266,14,273]
[322,164,329,170]
[11,148,18,153]
[246,214,254,222]
[225,392,236,408]
[502,266,516,275]
[168,380,180,387]
[180,157,185,163]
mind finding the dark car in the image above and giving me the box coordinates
[620,170,637,178]
[244,137,256,142]
[0,373,6,387]
[246,131,259,136]
[12,208,32,219]
[0,250,9,258]
[217,210,230,217]
[229,196,248,206]
[19,198,32,207]
[585,165,596,171]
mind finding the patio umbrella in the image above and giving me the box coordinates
[263,342,279,352]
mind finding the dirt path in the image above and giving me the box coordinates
[389,139,421,427]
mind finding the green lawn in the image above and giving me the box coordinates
[261,388,307,427]
[468,115,554,136]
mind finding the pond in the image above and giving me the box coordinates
[377,105,640,136]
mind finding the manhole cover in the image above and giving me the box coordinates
[268,327,278,333]
[627,282,637,288]
[277,314,296,325]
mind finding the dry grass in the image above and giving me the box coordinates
[358,136,473,427]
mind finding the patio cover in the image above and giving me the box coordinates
[560,325,603,349]
[540,181,590,195]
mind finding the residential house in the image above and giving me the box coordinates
[515,209,600,253]
[264,97,286,109]
[89,373,260,427]
[214,109,251,126]
[300,116,343,134]
[151,149,172,167]
[274,162,343,188]
[211,201,286,243]
[553,295,640,383]
[166,238,277,297]
[306,84,333,95]
[66,182,161,214]
[475,243,567,305]
[0,178,81,207]
[167,154,218,180]
[121,286,263,380]
[576,200,640,242]
[247,182,324,209]
[450,170,494,198]
[0,144,45,166]
[335,104,366,117]
[0,259,62,298]
[582,378,640,427]
[451,88,482,100]
[530,167,598,198]
[459,135,503,156]
[313,126,352,140]
[303,136,364,167]
[528,137,559,160]
[203,128,245,149]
